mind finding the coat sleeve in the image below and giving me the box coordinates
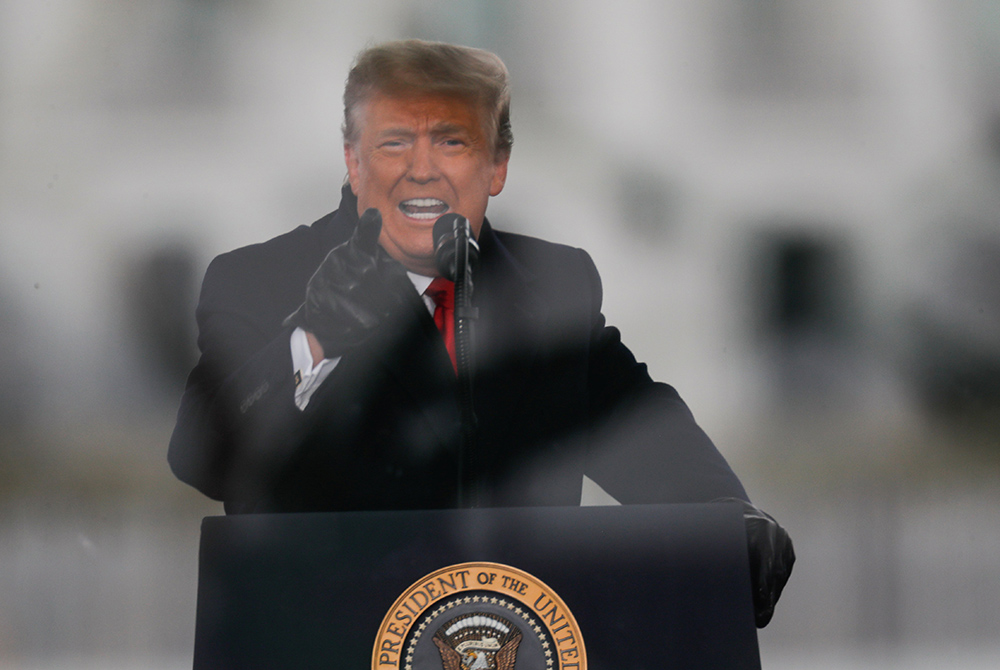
[576,249,750,504]
[167,251,311,508]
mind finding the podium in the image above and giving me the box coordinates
[193,503,760,669]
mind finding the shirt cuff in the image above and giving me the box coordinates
[290,327,340,410]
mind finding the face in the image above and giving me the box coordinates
[345,92,509,275]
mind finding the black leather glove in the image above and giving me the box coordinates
[285,208,409,357]
[715,497,795,628]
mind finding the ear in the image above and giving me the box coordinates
[344,143,361,195]
[489,152,509,197]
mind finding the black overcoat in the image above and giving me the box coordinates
[168,186,747,512]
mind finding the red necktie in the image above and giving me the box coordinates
[426,277,456,372]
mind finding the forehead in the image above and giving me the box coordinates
[357,92,488,136]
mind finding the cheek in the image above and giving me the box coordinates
[367,159,409,196]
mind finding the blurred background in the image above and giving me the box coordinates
[1,0,999,667]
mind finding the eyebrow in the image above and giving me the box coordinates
[375,127,417,139]
[430,122,469,136]
[373,122,475,141]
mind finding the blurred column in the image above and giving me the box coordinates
[751,226,859,407]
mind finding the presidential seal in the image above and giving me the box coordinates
[372,562,586,670]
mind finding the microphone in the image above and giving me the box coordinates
[433,213,479,282]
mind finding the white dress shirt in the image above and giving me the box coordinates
[290,272,435,410]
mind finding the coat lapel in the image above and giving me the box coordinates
[474,220,549,367]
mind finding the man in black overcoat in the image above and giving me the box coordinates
[168,39,793,626]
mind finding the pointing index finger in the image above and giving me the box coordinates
[354,207,383,255]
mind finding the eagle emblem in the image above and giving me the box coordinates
[372,562,586,669]
[432,613,522,670]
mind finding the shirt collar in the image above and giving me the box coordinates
[408,271,434,295]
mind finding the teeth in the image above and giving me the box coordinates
[401,198,446,207]
[399,198,449,220]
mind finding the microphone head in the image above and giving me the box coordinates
[433,213,479,281]
[433,213,466,251]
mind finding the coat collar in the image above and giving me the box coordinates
[476,219,546,328]
[316,183,360,250]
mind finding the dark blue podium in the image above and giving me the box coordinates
[193,503,760,669]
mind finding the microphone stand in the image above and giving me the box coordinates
[453,229,478,508]
[434,214,479,508]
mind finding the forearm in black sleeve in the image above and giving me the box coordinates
[168,254,308,507]
[168,324,302,505]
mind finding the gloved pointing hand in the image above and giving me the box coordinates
[285,208,409,357]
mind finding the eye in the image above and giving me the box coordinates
[377,135,412,151]
[439,137,467,152]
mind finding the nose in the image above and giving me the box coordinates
[407,138,439,184]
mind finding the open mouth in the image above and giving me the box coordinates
[399,198,449,220]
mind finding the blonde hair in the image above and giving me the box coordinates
[343,39,512,159]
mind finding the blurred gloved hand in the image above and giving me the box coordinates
[715,497,795,628]
[285,208,409,357]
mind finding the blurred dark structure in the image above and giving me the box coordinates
[907,232,1000,426]
[750,225,858,404]
[125,243,200,398]
[0,285,32,431]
